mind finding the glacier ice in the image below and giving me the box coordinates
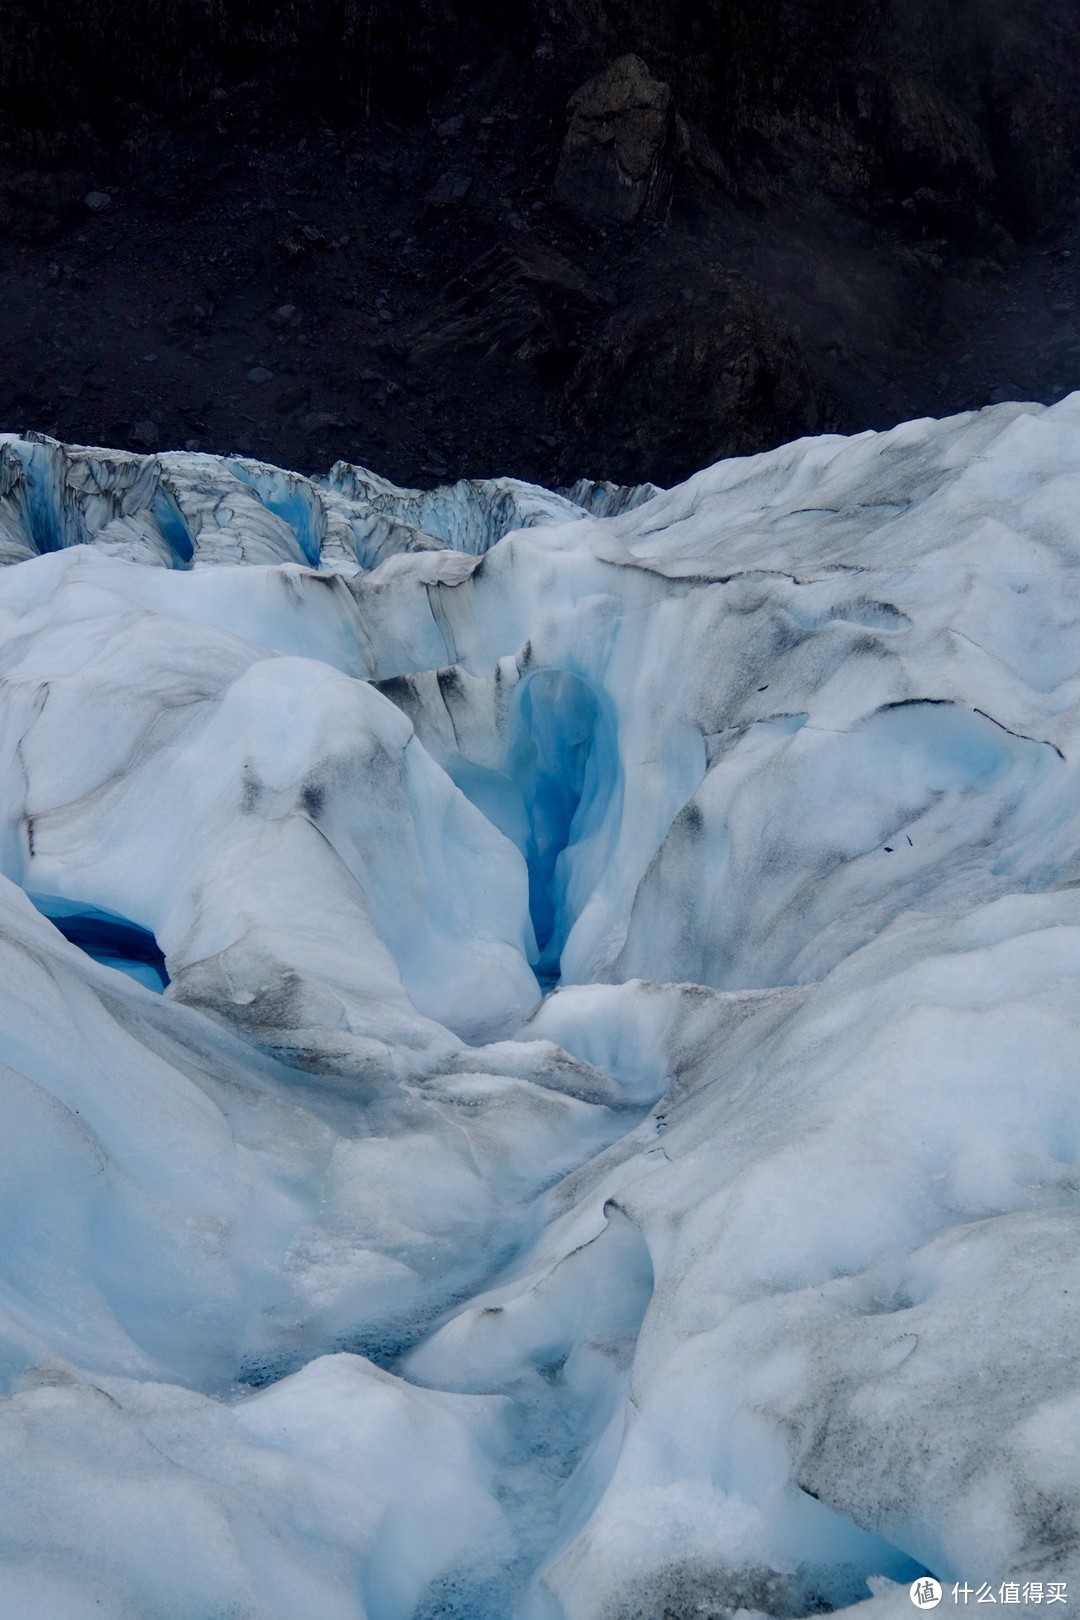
[1,398,1080,1615]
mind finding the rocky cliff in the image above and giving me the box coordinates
[1,0,1078,484]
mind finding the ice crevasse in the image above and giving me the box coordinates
[0,399,1080,1617]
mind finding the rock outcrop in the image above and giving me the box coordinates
[567,271,824,484]
[552,54,674,224]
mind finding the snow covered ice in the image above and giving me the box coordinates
[1,398,1080,1616]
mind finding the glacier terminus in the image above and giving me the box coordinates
[1,398,1079,1618]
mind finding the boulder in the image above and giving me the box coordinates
[553,54,674,225]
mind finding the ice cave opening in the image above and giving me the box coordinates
[28,894,170,992]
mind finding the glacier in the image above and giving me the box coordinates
[0,399,1079,1616]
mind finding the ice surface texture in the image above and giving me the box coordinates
[1,399,1079,1616]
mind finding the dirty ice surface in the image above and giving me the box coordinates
[1,400,1080,1618]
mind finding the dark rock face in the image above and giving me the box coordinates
[553,55,674,224]
[409,243,605,374]
[568,271,824,484]
[0,0,492,129]
[544,0,1080,240]
[1,0,1079,488]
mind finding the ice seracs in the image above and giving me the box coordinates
[1,397,1080,1617]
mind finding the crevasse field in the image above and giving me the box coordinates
[1,399,1079,1619]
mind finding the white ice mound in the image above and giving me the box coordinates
[1,397,1080,1617]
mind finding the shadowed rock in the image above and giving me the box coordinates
[553,54,674,225]
[567,269,825,484]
